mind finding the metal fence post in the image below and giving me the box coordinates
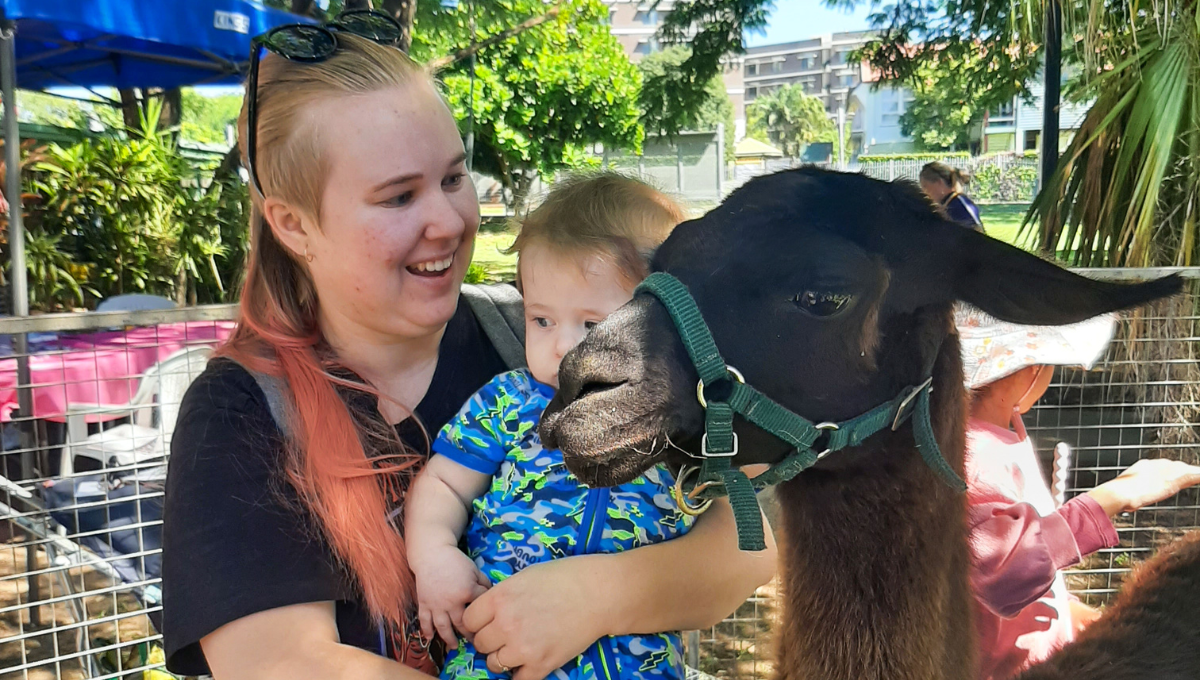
[715,123,725,200]
[686,630,700,670]
[3,21,41,626]
[676,142,684,195]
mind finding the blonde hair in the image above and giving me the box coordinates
[220,35,433,631]
[509,172,686,286]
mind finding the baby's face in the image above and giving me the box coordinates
[520,242,636,388]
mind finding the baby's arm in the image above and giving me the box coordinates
[405,455,493,646]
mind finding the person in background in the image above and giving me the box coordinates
[957,307,1200,680]
[920,161,983,230]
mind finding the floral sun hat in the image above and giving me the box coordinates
[955,305,1118,390]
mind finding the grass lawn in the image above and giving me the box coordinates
[472,231,518,281]
[979,203,1037,249]
[470,203,1039,282]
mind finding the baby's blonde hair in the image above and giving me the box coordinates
[509,172,686,287]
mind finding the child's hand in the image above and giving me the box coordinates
[414,545,492,647]
[1088,458,1200,515]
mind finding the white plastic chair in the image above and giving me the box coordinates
[94,294,177,313]
[63,346,213,475]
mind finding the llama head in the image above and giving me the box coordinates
[538,167,1181,487]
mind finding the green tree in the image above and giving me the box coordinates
[413,0,642,216]
[840,0,1200,266]
[1030,0,1200,266]
[747,85,835,157]
[639,46,736,162]
[898,54,1002,152]
[180,90,243,146]
[650,0,773,132]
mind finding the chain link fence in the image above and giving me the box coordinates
[1,268,1197,680]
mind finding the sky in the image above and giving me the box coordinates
[745,0,875,47]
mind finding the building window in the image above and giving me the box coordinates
[798,56,816,70]
[990,99,1016,121]
[746,62,758,76]
[1024,129,1040,150]
[833,49,853,65]
[634,41,652,56]
[800,76,818,93]
[881,92,904,126]
[771,61,783,73]
[839,74,855,88]
[746,86,758,100]
[634,9,658,24]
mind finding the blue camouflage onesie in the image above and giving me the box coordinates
[432,369,693,680]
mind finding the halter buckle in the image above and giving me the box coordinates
[701,432,739,457]
[814,422,839,458]
[892,377,933,431]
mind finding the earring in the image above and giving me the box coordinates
[304,246,315,263]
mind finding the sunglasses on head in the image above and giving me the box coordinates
[246,10,404,197]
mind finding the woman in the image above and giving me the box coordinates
[161,21,775,680]
[920,161,983,230]
[957,307,1200,680]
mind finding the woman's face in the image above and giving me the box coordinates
[920,176,951,202]
[302,84,478,343]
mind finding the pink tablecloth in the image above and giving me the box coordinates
[0,321,236,422]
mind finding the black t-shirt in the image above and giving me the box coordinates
[162,302,507,675]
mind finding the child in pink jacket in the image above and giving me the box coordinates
[957,307,1200,680]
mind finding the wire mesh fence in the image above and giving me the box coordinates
[0,305,235,680]
[0,269,1197,680]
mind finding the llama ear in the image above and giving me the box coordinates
[948,229,1182,325]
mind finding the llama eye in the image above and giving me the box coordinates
[793,291,852,317]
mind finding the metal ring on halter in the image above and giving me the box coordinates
[696,366,746,409]
[674,465,715,516]
[814,422,839,459]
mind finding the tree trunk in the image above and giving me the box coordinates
[208,143,242,196]
[509,169,536,219]
[118,89,142,133]
[159,88,183,142]
[175,268,188,306]
[290,0,318,18]
[382,0,417,53]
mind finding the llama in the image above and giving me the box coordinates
[1017,530,1200,680]
[538,167,1186,680]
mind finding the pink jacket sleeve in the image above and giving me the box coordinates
[968,494,1119,618]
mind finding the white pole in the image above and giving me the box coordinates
[2,20,41,626]
[836,105,845,170]
[2,24,27,319]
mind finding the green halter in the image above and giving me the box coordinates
[635,272,967,552]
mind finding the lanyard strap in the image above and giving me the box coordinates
[637,272,965,551]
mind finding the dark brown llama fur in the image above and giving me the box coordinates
[1018,531,1200,680]
[772,319,975,680]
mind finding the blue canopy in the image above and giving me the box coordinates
[1,0,308,91]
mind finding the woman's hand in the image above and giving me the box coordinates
[1087,458,1200,516]
[461,556,611,680]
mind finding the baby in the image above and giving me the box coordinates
[406,173,693,680]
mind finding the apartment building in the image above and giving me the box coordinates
[740,32,871,108]
[604,0,674,61]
